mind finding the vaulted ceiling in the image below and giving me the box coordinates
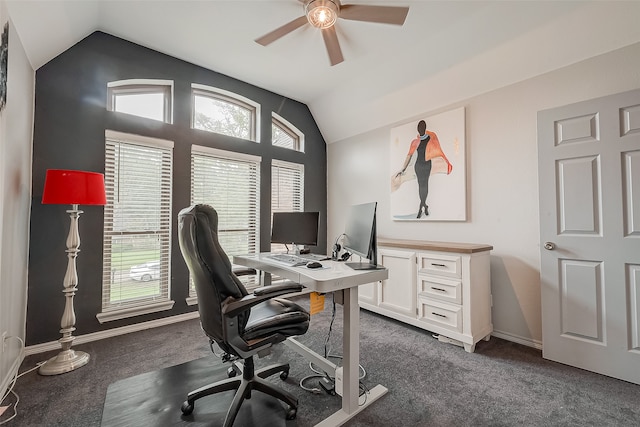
[7,1,640,142]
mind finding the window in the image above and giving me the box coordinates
[107,80,173,123]
[272,113,304,152]
[271,160,304,253]
[189,145,261,300]
[192,84,260,141]
[98,131,174,323]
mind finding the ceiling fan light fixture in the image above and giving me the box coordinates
[305,0,339,29]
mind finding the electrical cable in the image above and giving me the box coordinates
[0,336,43,425]
[299,294,367,395]
[332,233,347,260]
[358,381,370,406]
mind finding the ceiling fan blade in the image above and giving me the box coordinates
[339,5,409,25]
[255,15,308,46]
[321,26,344,66]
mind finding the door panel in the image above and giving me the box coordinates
[628,263,640,350]
[557,156,601,234]
[378,248,416,318]
[538,88,640,385]
[560,259,603,341]
[622,150,640,236]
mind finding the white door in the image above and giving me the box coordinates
[538,89,640,384]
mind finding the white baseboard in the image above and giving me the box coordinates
[25,311,200,357]
[491,329,542,350]
[23,309,542,358]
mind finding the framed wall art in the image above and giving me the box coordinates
[390,107,466,221]
[0,21,7,113]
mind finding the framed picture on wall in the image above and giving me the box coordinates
[0,21,8,113]
[390,107,466,221]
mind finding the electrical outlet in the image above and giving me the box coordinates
[1,331,7,353]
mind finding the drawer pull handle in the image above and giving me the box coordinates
[431,263,446,267]
[432,312,447,318]
[431,287,446,292]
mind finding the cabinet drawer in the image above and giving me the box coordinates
[419,276,461,305]
[418,253,461,278]
[419,299,462,332]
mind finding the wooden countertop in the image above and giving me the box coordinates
[378,238,493,254]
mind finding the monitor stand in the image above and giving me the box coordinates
[287,243,301,255]
[345,262,385,270]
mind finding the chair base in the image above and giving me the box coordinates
[181,357,297,426]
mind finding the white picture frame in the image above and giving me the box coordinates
[390,107,466,221]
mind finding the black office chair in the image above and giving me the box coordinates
[177,204,310,426]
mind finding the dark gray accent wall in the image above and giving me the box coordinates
[28,32,327,346]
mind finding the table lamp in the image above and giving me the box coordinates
[39,169,106,375]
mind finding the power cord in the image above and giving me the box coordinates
[0,336,43,425]
[299,294,367,395]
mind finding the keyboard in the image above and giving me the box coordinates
[266,253,330,266]
[298,253,331,261]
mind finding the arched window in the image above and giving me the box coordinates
[272,112,304,152]
[107,79,173,123]
[191,84,260,141]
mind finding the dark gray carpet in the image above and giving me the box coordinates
[4,295,640,426]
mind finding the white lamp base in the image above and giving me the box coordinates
[39,349,90,376]
[39,204,90,376]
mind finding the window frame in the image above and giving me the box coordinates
[191,83,261,142]
[272,112,305,152]
[107,79,173,123]
[97,130,175,323]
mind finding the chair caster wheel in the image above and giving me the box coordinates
[280,370,289,381]
[227,366,237,378]
[181,401,194,415]
[286,407,297,420]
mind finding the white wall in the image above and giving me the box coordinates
[0,0,34,398]
[328,42,640,347]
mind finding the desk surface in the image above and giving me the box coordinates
[233,253,388,293]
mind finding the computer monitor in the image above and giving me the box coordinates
[271,211,320,251]
[343,202,382,270]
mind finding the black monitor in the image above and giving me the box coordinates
[343,202,383,270]
[271,211,319,250]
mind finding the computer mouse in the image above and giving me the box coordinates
[306,261,323,269]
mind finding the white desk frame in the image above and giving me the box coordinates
[233,254,389,427]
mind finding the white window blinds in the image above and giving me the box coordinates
[99,132,174,321]
[271,160,304,252]
[190,145,261,293]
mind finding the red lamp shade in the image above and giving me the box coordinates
[42,169,107,205]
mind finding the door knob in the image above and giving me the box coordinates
[544,242,556,250]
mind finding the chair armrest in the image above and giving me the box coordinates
[222,284,303,319]
[232,266,256,277]
[253,283,303,296]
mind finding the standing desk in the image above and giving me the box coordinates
[233,254,389,427]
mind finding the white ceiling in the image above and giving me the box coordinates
[6,0,640,143]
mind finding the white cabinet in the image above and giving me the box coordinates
[359,238,493,353]
[358,248,415,317]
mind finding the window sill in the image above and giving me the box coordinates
[185,296,198,306]
[96,300,175,323]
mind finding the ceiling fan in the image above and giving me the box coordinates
[255,0,410,66]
